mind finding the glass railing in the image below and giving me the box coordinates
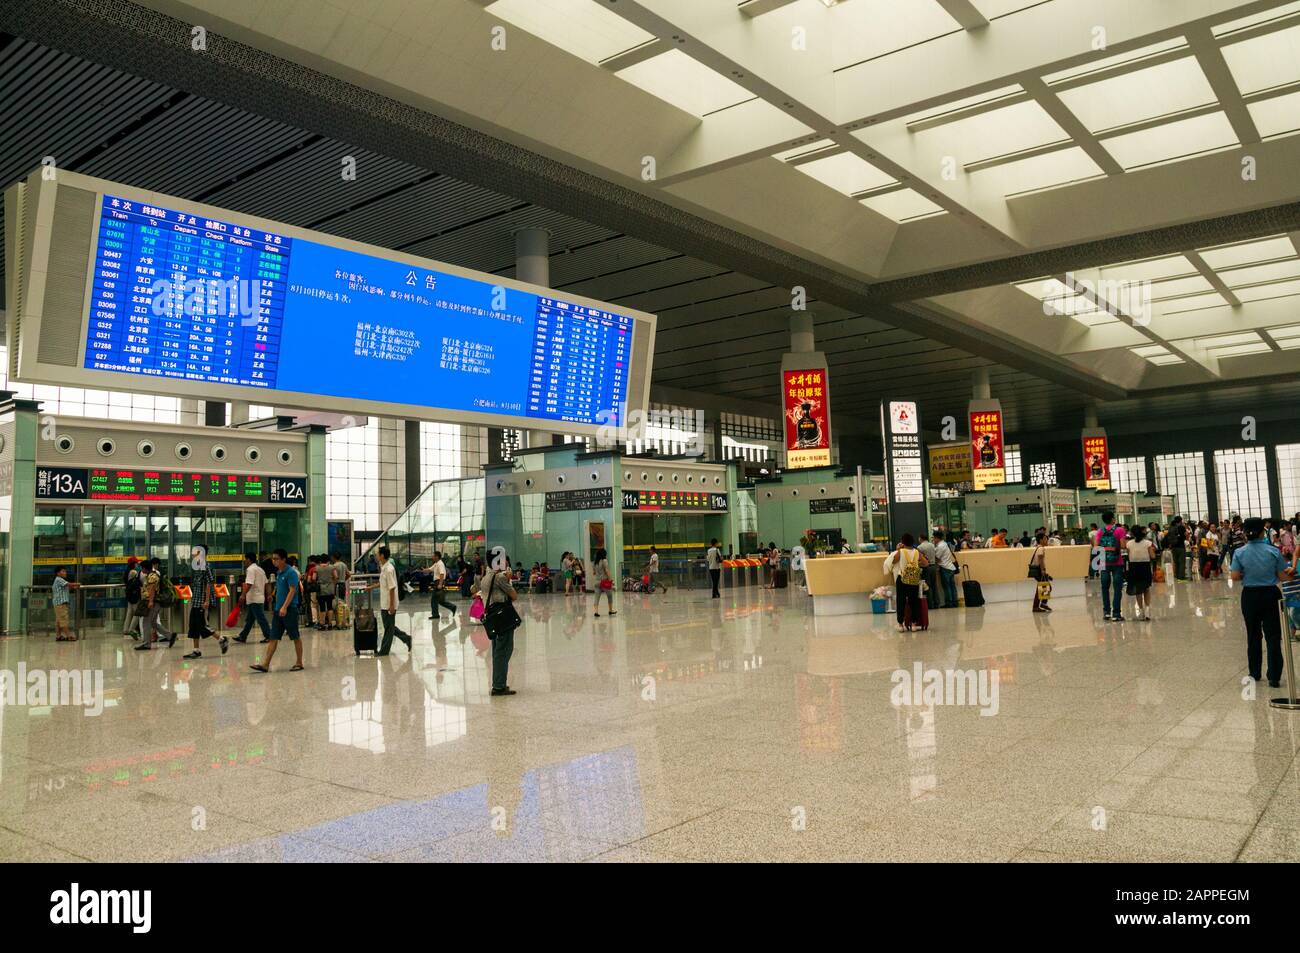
[357,476,485,577]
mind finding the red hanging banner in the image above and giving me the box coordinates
[968,406,1005,490]
[1082,430,1111,490]
[783,368,831,468]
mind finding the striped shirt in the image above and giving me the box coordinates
[52,576,71,606]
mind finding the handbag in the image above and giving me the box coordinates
[599,577,613,591]
[1027,547,1042,580]
[482,572,521,640]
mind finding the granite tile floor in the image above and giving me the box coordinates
[1,573,1298,862]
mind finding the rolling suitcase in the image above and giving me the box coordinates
[772,568,788,589]
[903,596,929,631]
[352,589,378,656]
[960,564,985,607]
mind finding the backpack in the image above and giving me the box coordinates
[154,573,177,607]
[1098,525,1121,568]
[124,569,142,605]
[899,549,922,586]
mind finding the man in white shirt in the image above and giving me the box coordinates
[427,551,457,620]
[933,533,958,608]
[234,551,270,643]
[377,546,412,655]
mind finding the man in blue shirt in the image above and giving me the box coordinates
[1230,517,1295,687]
[251,548,303,673]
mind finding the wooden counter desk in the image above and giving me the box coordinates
[804,545,1091,616]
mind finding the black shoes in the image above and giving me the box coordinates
[490,688,516,696]
[220,637,229,655]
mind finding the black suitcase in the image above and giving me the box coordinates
[352,593,379,656]
[772,568,788,589]
[960,564,984,607]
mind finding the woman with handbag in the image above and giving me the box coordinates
[477,563,520,696]
[1028,531,1051,613]
[593,548,617,617]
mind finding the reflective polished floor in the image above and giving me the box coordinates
[2,574,1298,863]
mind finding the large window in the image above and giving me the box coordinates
[326,421,381,532]
[1110,456,1147,494]
[1279,444,1300,518]
[1214,447,1270,519]
[1155,452,1208,522]
[1004,445,1023,483]
[420,423,487,486]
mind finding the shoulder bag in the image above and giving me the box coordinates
[483,571,521,640]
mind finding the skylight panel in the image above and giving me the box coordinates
[485,0,655,65]
[1221,23,1300,93]
[1198,236,1297,269]
[1221,259,1300,287]
[1233,279,1300,302]
[929,100,1070,164]
[976,147,1104,196]
[1248,89,1300,139]
[1056,57,1217,133]
[859,188,946,222]
[1099,255,1195,283]
[616,49,755,116]
[1045,39,1188,85]
[1102,112,1239,170]
[832,0,963,70]
[793,151,897,195]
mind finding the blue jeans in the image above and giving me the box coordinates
[238,602,269,640]
[939,568,958,607]
[1101,567,1124,616]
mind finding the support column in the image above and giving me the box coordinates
[404,419,422,505]
[517,227,557,452]
[231,401,250,426]
[203,401,226,427]
[972,367,991,401]
[1144,455,1158,496]
[791,311,815,354]
[1204,450,1219,523]
[1265,443,1282,520]
[1083,404,1099,429]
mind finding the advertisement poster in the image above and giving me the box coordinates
[783,368,831,469]
[1082,430,1111,490]
[928,442,973,485]
[969,406,1005,490]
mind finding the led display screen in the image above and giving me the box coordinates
[35,465,306,505]
[6,171,655,435]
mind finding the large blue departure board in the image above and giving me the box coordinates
[83,194,636,426]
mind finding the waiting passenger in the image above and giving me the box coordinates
[884,533,928,633]
[593,548,616,617]
[934,532,958,608]
[1029,531,1052,613]
[1231,517,1295,687]
[1125,526,1157,621]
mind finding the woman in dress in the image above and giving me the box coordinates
[592,548,616,617]
[1125,525,1157,621]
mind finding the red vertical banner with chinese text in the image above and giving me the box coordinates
[1082,430,1110,490]
[784,368,831,468]
[968,405,1005,490]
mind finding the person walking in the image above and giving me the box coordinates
[561,551,575,594]
[251,548,304,672]
[1230,518,1295,687]
[427,551,457,620]
[122,556,143,640]
[1166,515,1189,580]
[375,545,412,656]
[1125,525,1157,621]
[764,541,780,589]
[646,545,661,591]
[1095,511,1127,621]
[477,561,519,696]
[706,538,723,598]
[133,558,177,651]
[313,555,336,630]
[593,548,616,617]
[183,548,228,660]
[234,551,270,643]
[1028,533,1052,613]
[884,534,928,633]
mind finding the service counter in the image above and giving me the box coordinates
[803,545,1091,616]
